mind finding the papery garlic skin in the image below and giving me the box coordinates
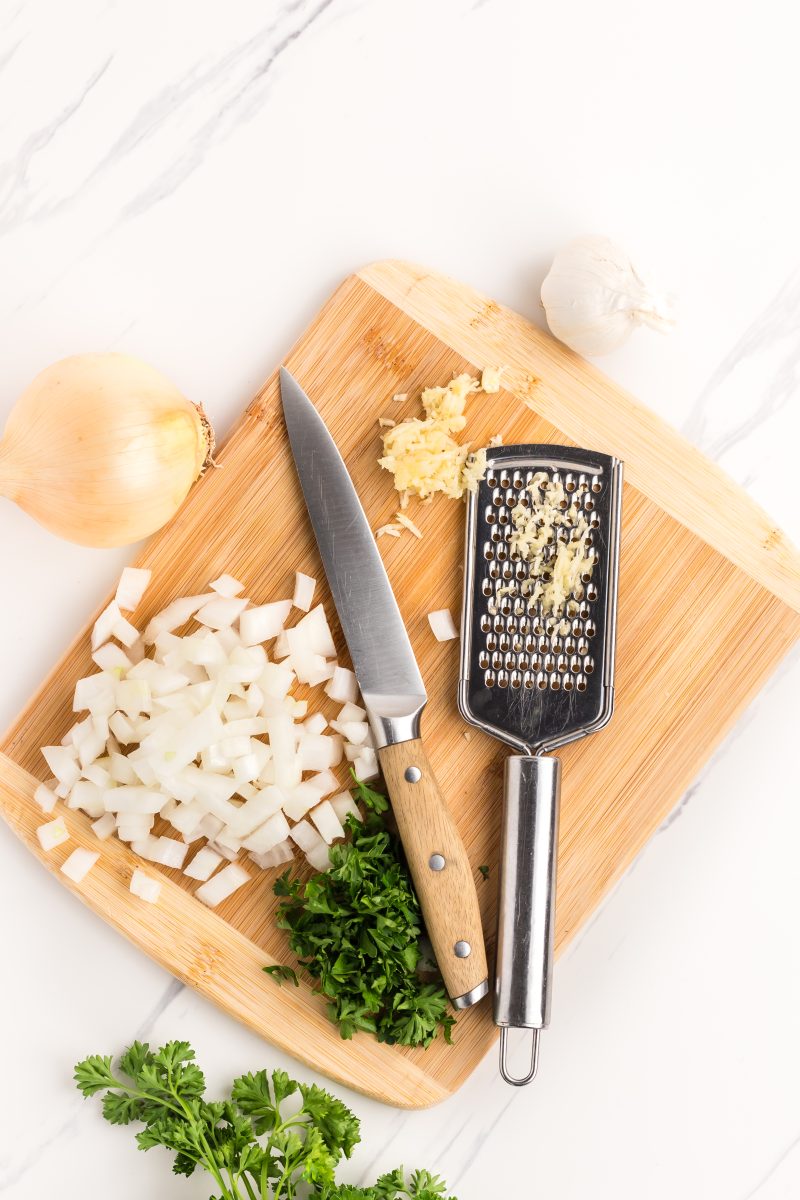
[0,353,214,547]
[541,235,675,357]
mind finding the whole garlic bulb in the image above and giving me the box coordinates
[541,235,675,357]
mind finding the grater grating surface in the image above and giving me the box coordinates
[459,445,623,755]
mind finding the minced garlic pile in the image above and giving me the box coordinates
[504,472,595,617]
[378,373,487,503]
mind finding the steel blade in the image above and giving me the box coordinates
[280,369,426,735]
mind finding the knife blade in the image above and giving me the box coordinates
[280,367,488,1009]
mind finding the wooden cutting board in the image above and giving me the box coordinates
[2,261,799,1109]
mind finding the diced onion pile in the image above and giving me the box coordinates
[38,567,378,907]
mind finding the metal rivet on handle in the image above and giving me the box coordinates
[429,853,446,871]
[404,766,422,783]
[454,940,471,958]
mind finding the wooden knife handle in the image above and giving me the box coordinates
[378,739,489,1006]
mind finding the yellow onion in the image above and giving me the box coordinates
[0,353,214,547]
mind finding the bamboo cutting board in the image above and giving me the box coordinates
[2,261,799,1108]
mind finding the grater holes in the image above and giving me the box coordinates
[486,633,497,651]
[523,674,535,689]
[510,671,522,689]
[584,496,595,512]
[584,657,595,674]
[493,614,505,632]
[491,527,503,542]
[499,597,512,616]
[499,472,511,488]
[577,637,589,655]
[499,632,510,652]
[563,676,574,692]
[483,542,494,561]
[492,651,503,669]
[497,671,509,688]
[591,476,602,493]
[549,673,561,691]
[536,673,548,690]
[570,655,582,674]
[489,563,500,579]
[496,544,508,561]
[478,650,489,669]
[482,579,493,596]
[576,675,588,692]
[480,613,491,632]
[565,473,576,492]
[498,509,510,526]
[585,621,596,638]
[487,472,497,487]
[486,509,496,525]
[512,635,523,652]
[492,488,504,506]
[485,669,496,686]
[586,583,598,601]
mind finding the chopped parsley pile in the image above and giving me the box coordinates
[75,1040,454,1200]
[267,777,455,1048]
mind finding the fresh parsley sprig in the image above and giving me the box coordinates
[75,1040,455,1200]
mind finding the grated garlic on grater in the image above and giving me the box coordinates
[506,473,596,617]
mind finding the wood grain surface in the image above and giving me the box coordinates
[378,738,489,1003]
[1,261,798,1108]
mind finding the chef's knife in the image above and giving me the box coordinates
[280,368,488,1009]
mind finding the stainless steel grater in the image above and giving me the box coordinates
[458,444,623,1084]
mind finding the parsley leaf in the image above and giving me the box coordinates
[75,1040,456,1199]
[272,798,455,1048]
[263,964,300,988]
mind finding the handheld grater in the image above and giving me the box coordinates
[458,444,623,1084]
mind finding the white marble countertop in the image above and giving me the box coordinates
[1,1,799,1196]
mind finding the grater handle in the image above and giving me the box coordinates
[494,754,561,1084]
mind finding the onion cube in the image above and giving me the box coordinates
[239,600,292,646]
[302,712,328,736]
[195,596,248,630]
[41,745,80,789]
[68,780,105,818]
[295,605,336,658]
[305,770,339,798]
[150,836,189,869]
[112,617,141,648]
[196,862,250,907]
[329,792,362,825]
[130,869,161,903]
[209,573,245,598]
[60,847,99,883]
[258,662,295,700]
[282,782,325,822]
[116,678,152,717]
[288,818,325,854]
[109,711,136,744]
[36,817,70,852]
[298,734,343,771]
[305,842,333,873]
[115,566,152,611]
[242,810,291,854]
[427,608,459,641]
[352,749,379,782]
[249,839,294,870]
[309,800,345,844]
[325,666,358,704]
[226,786,285,837]
[183,845,223,881]
[33,783,58,813]
[130,835,161,858]
[91,812,117,840]
[74,674,116,716]
[92,643,133,672]
[292,572,316,612]
[338,702,367,723]
[92,601,122,650]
